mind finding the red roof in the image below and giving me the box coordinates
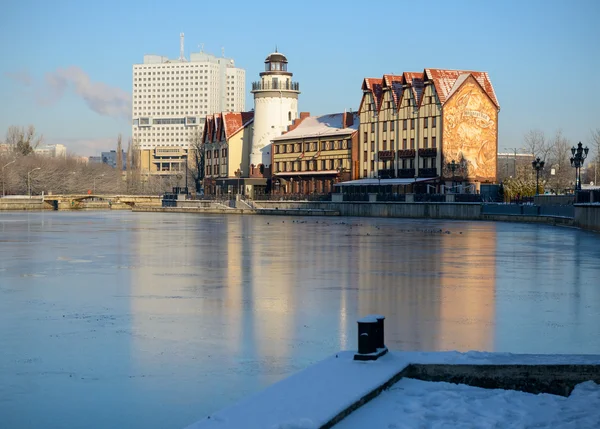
[223,111,254,138]
[403,72,425,106]
[383,74,404,109]
[362,78,384,111]
[425,69,499,108]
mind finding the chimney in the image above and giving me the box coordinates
[343,111,353,128]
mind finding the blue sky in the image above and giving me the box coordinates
[1,0,598,156]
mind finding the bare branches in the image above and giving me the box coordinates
[188,128,204,193]
[5,125,43,156]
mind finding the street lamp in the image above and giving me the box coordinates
[93,174,105,194]
[570,141,589,191]
[2,159,16,197]
[531,157,545,195]
[28,167,41,197]
[448,160,458,193]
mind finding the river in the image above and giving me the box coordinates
[1,211,599,428]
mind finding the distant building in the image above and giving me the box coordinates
[88,156,102,164]
[101,150,126,170]
[358,69,500,192]
[271,112,359,195]
[34,144,67,158]
[497,152,535,182]
[131,34,246,176]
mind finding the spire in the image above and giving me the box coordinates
[275,45,278,53]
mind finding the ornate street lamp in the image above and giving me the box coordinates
[570,142,589,191]
[531,157,545,195]
[2,159,16,197]
[448,160,458,193]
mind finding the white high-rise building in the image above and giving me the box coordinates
[249,51,299,175]
[132,37,245,175]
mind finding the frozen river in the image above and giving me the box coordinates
[1,211,599,429]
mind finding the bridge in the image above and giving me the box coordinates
[42,194,163,210]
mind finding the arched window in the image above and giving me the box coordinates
[288,111,291,121]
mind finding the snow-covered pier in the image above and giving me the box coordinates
[185,316,600,429]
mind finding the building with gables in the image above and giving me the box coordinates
[357,69,499,192]
[271,112,359,195]
[202,111,254,195]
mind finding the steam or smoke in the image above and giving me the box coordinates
[5,66,131,121]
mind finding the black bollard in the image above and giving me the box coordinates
[354,314,389,361]
[373,314,385,349]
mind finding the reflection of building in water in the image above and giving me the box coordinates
[356,230,443,351]
[437,226,496,351]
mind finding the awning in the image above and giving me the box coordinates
[334,177,438,187]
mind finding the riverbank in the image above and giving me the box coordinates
[184,350,600,429]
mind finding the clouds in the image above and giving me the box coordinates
[5,66,131,121]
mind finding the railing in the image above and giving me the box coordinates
[397,149,416,158]
[376,193,406,202]
[254,193,331,201]
[418,168,437,178]
[378,169,396,179]
[252,81,300,91]
[455,194,483,202]
[397,168,415,178]
[414,193,446,202]
[418,148,438,157]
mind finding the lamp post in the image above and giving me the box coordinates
[570,141,589,192]
[2,159,16,197]
[448,160,458,193]
[93,174,105,194]
[28,167,41,197]
[531,157,545,195]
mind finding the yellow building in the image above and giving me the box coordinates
[358,69,500,192]
[202,111,258,195]
[271,112,359,195]
[137,145,190,175]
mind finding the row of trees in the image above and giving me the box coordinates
[1,125,205,196]
[500,129,600,199]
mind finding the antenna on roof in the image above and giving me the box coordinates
[221,47,225,57]
[179,33,186,61]
[275,45,278,53]
[198,43,204,53]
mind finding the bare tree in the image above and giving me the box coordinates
[188,128,205,193]
[5,125,43,156]
[544,130,572,192]
[523,129,551,160]
[590,128,600,186]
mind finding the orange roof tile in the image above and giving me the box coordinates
[425,69,499,108]
[223,111,254,138]
[383,74,404,109]
[362,78,384,111]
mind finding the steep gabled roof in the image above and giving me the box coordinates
[223,111,254,139]
[403,72,425,106]
[382,74,404,110]
[361,78,384,111]
[425,69,499,108]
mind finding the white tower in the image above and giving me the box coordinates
[250,50,300,176]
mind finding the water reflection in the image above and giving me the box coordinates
[1,212,600,429]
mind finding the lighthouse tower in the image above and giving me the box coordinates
[250,50,300,177]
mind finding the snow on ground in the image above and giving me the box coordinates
[184,351,600,429]
[335,378,600,429]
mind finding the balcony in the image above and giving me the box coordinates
[377,169,396,179]
[252,81,300,91]
[418,148,438,157]
[419,168,438,178]
[398,168,415,178]
[397,149,416,158]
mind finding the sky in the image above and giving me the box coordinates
[1,0,599,157]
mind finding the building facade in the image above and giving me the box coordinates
[131,38,245,176]
[202,111,254,195]
[271,112,359,195]
[101,150,127,170]
[249,51,300,178]
[34,144,67,158]
[358,69,499,191]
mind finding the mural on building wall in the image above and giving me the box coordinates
[442,77,497,181]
